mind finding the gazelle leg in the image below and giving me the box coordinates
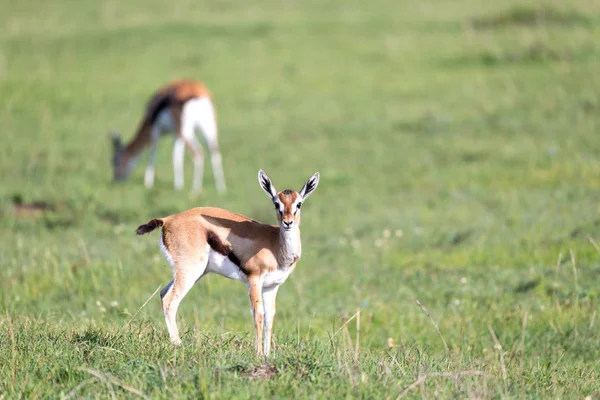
[172,137,186,190]
[195,97,226,192]
[181,103,205,193]
[183,135,204,193]
[247,278,264,356]
[208,142,226,193]
[144,128,160,188]
[160,256,208,345]
[262,285,279,356]
[159,280,176,340]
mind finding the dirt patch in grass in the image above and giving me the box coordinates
[245,362,278,379]
[10,195,52,217]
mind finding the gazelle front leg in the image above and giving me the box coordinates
[262,285,279,356]
[144,128,160,188]
[248,277,265,356]
[172,137,186,190]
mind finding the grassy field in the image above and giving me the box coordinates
[1,0,600,398]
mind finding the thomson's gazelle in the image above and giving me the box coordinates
[111,79,226,192]
[136,170,320,355]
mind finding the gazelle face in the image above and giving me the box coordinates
[258,170,320,231]
[273,190,303,230]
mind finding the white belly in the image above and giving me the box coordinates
[205,247,294,288]
[154,108,176,133]
[206,249,247,283]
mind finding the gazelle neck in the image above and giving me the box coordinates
[277,225,301,267]
[124,122,152,157]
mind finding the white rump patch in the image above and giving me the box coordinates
[182,97,218,146]
[159,236,176,272]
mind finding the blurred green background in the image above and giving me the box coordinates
[1,0,599,398]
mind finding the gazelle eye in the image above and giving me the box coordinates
[297,202,302,209]
[274,203,279,209]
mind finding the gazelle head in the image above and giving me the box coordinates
[259,169,320,231]
[110,133,133,181]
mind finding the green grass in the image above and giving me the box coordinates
[1,0,600,398]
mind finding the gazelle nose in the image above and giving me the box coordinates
[283,220,293,228]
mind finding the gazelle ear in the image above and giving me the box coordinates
[299,172,320,200]
[258,169,278,198]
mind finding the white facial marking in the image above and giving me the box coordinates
[293,198,303,214]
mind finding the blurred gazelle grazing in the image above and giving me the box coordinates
[111,79,226,192]
[135,170,320,355]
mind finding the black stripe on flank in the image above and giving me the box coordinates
[206,230,231,256]
[227,252,242,268]
[206,231,248,273]
[147,96,171,125]
[146,91,200,126]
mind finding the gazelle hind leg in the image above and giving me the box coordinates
[194,97,226,192]
[161,279,187,346]
[181,101,206,192]
[159,242,208,345]
[161,263,207,345]
[159,280,177,342]
[208,143,226,193]
[183,135,204,193]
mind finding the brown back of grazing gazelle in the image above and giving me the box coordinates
[136,169,320,355]
[111,79,226,192]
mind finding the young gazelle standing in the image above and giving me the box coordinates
[111,79,226,192]
[136,170,320,355]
